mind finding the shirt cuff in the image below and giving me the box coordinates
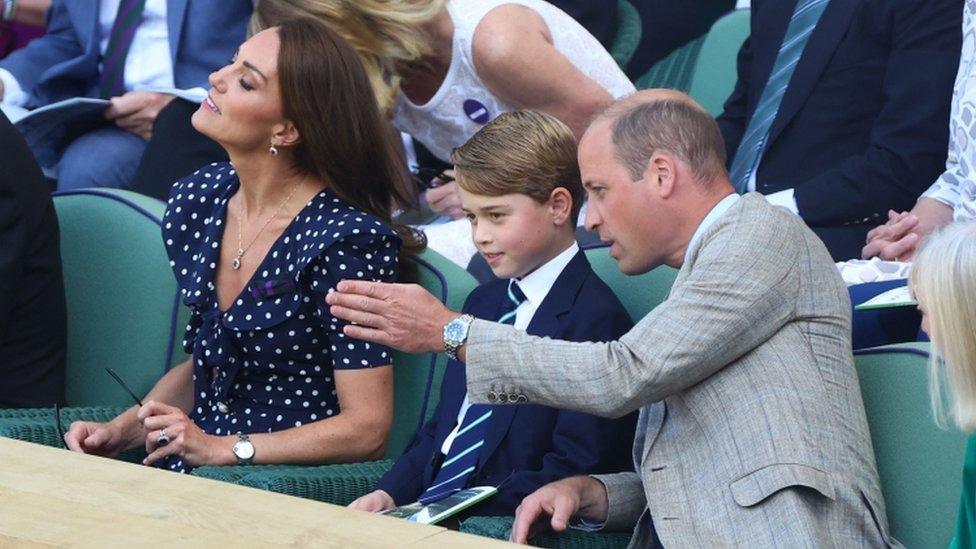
[0,68,29,107]
[765,188,798,215]
[921,179,960,210]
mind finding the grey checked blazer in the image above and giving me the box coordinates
[465,194,898,547]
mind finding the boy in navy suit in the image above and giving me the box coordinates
[349,110,636,518]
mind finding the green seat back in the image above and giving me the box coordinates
[610,0,643,69]
[687,9,751,116]
[584,245,677,323]
[635,35,706,92]
[386,248,477,458]
[53,189,184,407]
[854,343,969,548]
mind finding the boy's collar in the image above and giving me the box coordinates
[514,242,580,308]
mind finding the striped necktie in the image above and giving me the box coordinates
[98,0,149,98]
[418,280,526,504]
[727,0,831,193]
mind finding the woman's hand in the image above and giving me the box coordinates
[862,198,954,260]
[348,489,395,512]
[425,172,464,220]
[64,420,129,457]
[138,400,230,467]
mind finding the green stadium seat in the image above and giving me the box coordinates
[687,9,750,116]
[610,0,642,70]
[854,343,969,548]
[0,189,185,448]
[634,36,706,92]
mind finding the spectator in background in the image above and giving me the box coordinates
[0,0,251,191]
[862,2,976,263]
[0,0,50,58]
[909,222,976,549]
[64,19,421,474]
[0,110,66,409]
[718,0,961,260]
[221,0,635,268]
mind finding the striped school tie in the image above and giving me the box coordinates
[418,280,526,504]
[727,0,831,193]
[98,0,149,98]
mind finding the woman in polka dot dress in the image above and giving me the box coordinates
[64,19,424,473]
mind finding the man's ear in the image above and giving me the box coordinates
[272,120,302,148]
[645,152,676,198]
[548,187,573,226]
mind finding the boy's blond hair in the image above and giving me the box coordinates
[451,110,584,220]
[910,221,976,432]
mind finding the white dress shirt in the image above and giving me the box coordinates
[1,0,173,106]
[439,242,581,455]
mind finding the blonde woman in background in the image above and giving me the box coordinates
[910,221,976,548]
[251,0,635,267]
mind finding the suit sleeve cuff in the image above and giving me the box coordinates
[590,472,646,532]
[0,68,29,107]
[765,188,798,215]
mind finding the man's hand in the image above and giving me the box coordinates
[425,176,464,220]
[510,476,609,544]
[325,280,459,354]
[105,91,175,140]
[861,198,954,260]
[348,489,396,512]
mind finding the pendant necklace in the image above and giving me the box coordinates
[232,182,300,270]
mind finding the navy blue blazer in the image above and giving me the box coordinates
[717,0,961,260]
[0,0,252,107]
[377,251,636,516]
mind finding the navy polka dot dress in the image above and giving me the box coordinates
[160,162,399,473]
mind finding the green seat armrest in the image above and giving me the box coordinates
[193,460,394,506]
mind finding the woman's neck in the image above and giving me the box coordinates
[229,151,321,218]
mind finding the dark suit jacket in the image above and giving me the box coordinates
[377,251,636,516]
[717,0,961,260]
[0,112,66,407]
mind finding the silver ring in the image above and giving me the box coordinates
[156,429,170,446]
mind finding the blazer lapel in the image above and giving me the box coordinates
[476,251,589,467]
[766,0,862,146]
[166,0,189,63]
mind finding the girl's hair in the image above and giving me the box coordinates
[277,17,424,275]
[252,0,446,114]
[909,221,976,432]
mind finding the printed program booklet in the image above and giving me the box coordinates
[4,98,111,167]
[854,285,917,311]
[379,486,497,524]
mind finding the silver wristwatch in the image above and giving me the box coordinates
[232,434,255,465]
[443,314,475,360]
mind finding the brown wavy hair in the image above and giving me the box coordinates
[277,17,424,278]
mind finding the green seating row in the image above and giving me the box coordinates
[610,0,642,70]
[636,9,751,117]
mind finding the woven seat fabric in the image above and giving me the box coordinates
[193,460,394,506]
[460,516,632,548]
[634,36,705,92]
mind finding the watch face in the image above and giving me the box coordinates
[446,320,466,341]
[234,440,255,460]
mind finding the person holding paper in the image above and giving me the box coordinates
[0,0,251,190]
[326,90,895,547]
[348,111,635,519]
[908,222,976,549]
[64,19,424,474]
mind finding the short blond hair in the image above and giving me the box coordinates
[910,221,976,432]
[250,0,446,114]
[451,110,584,220]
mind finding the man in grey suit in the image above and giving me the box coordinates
[327,90,896,547]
